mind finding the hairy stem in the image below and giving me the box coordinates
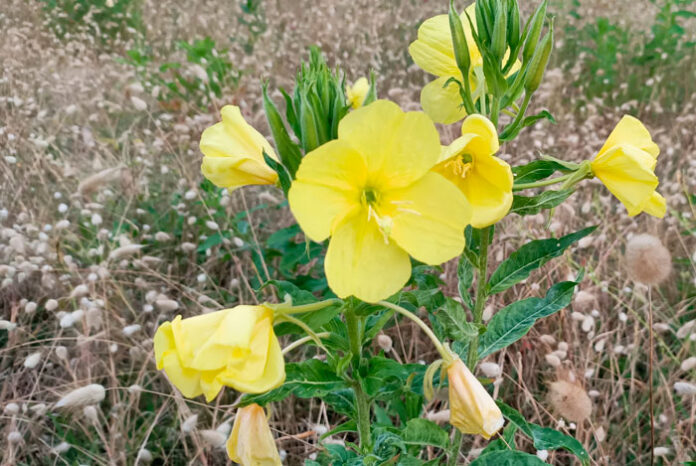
[281,332,331,355]
[467,226,491,368]
[378,301,452,362]
[345,304,371,451]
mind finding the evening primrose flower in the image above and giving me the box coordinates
[199,105,278,190]
[447,358,504,438]
[288,100,471,302]
[346,77,370,109]
[154,305,284,401]
[434,114,512,228]
[590,115,665,217]
[227,404,281,465]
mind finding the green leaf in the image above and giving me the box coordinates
[488,226,596,294]
[530,425,590,466]
[262,150,292,195]
[478,280,579,358]
[512,160,568,184]
[471,451,547,465]
[402,418,449,449]
[262,84,303,176]
[457,254,475,309]
[497,402,590,466]
[510,190,573,216]
[522,109,556,128]
[242,359,348,406]
[435,298,483,342]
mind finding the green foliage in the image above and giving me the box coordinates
[478,278,580,359]
[558,0,696,109]
[122,37,241,110]
[471,450,548,465]
[487,226,596,294]
[39,0,144,45]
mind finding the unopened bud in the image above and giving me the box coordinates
[449,0,471,77]
[522,0,548,64]
[524,21,553,93]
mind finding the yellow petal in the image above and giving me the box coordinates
[227,404,282,465]
[199,105,278,190]
[170,312,229,369]
[154,321,175,371]
[338,100,441,189]
[591,145,658,215]
[160,351,206,399]
[464,155,514,228]
[420,77,470,125]
[642,191,666,218]
[324,211,411,303]
[347,77,370,109]
[384,172,470,265]
[459,114,500,158]
[288,140,366,242]
[598,115,660,158]
[408,14,460,78]
[201,156,278,191]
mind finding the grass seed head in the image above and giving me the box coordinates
[625,234,672,285]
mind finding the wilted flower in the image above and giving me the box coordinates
[590,116,664,217]
[435,114,512,228]
[289,100,471,302]
[200,105,279,191]
[447,359,504,438]
[226,404,282,465]
[154,305,285,401]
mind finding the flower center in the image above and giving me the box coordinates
[361,187,393,243]
[444,153,473,179]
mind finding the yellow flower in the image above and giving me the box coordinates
[434,114,512,228]
[154,305,285,401]
[590,115,664,218]
[199,105,279,190]
[447,359,504,438]
[346,77,370,109]
[409,4,520,125]
[288,100,471,303]
[227,404,282,466]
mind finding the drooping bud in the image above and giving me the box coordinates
[447,359,504,438]
[226,404,282,465]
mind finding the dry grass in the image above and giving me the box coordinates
[1,0,695,464]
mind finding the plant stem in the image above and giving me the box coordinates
[345,304,372,451]
[281,332,331,355]
[500,92,531,139]
[378,301,452,362]
[467,226,491,368]
[273,298,342,315]
[512,173,573,191]
[490,95,500,127]
[449,430,463,466]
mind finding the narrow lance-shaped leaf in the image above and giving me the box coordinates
[457,254,475,309]
[478,278,580,358]
[487,226,596,294]
[262,84,303,176]
[510,190,573,216]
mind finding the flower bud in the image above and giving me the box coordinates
[522,0,548,64]
[447,359,504,438]
[346,77,370,110]
[524,21,553,94]
[227,404,282,466]
[491,5,507,62]
[449,0,471,78]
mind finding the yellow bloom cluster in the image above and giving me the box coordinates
[154,305,285,401]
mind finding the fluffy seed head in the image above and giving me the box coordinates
[548,380,593,423]
[625,234,672,285]
[673,381,696,396]
[55,384,106,409]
